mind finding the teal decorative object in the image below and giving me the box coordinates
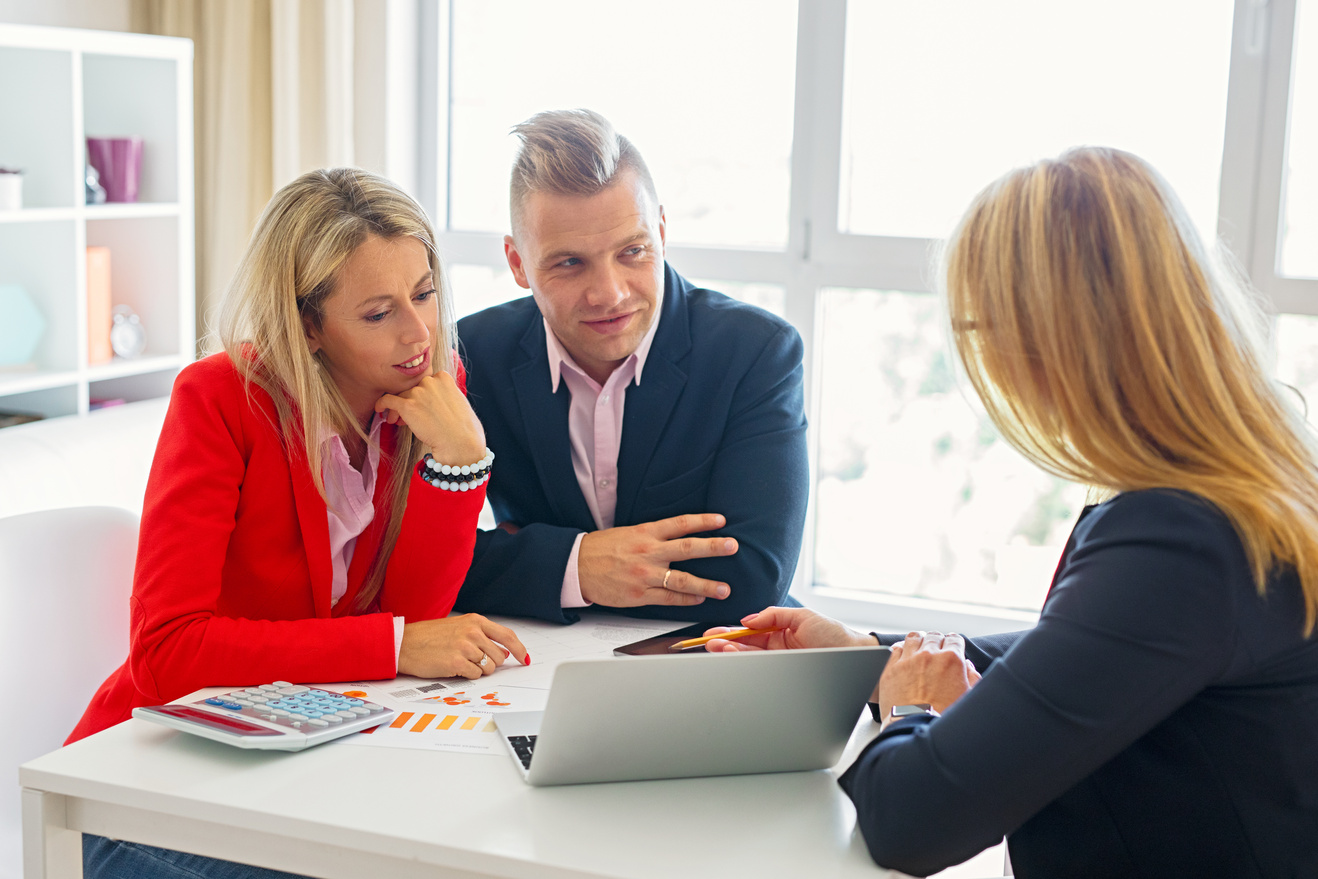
[0,284,46,367]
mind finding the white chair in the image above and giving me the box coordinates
[0,506,138,879]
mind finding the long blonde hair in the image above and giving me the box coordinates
[217,167,456,611]
[944,146,1318,634]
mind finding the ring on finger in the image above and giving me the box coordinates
[663,569,673,589]
[478,655,489,668]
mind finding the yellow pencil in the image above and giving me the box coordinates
[668,626,787,651]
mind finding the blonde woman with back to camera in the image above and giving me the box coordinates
[705,148,1318,878]
[69,168,528,879]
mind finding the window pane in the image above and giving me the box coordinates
[448,264,523,320]
[1273,313,1318,422]
[1282,0,1318,279]
[839,0,1234,242]
[813,289,1086,612]
[447,0,797,249]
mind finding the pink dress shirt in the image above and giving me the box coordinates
[320,417,405,664]
[543,312,662,607]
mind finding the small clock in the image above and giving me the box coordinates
[110,304,146,358]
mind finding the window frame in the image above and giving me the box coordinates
[415,0,1307,636]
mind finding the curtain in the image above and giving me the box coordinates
[130,0,357,351]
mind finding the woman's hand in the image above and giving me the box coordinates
[877,631,982,719]
[375,370,486,465]
[398,614,529,679]
[702,606,878,652]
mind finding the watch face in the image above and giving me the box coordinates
[110,307,146,358]
[891,703,934,718]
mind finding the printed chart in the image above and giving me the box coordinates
[324,682,549,755]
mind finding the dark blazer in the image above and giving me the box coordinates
[454,265,808,624]
[841,489,1318,878]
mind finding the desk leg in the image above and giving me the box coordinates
[21,789,82,879]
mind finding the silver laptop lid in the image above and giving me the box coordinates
[521,645,888,786]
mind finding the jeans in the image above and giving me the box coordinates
[83,834,309,879]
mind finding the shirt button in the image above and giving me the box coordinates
[600,479,611,487]
[601,394,610,403]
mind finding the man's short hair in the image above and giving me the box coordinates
[509,109,658,235]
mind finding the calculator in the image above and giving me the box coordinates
[133,681,395,751]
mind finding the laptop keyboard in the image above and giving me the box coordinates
[508,734,537,769]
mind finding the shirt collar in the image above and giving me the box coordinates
[317,411,385,454]
[544,307,662,393]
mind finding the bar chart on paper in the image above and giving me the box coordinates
[328,684,549,755]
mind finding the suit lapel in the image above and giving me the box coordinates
[512,317,597,529]
[615,267,691,525]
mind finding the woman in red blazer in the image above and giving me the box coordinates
[74,168,527,879]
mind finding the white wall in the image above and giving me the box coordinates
[0,0,130,32]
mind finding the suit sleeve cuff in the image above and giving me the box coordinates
[560,532,592,608]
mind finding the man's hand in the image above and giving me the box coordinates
[578,513,738,608]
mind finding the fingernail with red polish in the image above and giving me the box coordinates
[523,652,532,666]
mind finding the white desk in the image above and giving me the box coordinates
[19,615,1004,879]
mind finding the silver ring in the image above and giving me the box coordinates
[479,655,489,668]
[662,569,673,589]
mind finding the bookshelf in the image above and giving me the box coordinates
[0,23,193,421]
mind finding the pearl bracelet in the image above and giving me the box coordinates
[417,448,494,492]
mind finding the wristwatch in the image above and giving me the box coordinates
[888,703,939,723]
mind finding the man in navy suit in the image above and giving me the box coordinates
[454,109,808,625]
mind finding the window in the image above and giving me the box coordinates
[443,0,797,249]
[421,0,1315,634]
[1281,0,1317,279]
[838,0,1234,242]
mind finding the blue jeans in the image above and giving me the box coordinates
[83,834,309,879]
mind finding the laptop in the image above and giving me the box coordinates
[496,645,889,786]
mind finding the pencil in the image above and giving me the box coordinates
[668,626,787,651]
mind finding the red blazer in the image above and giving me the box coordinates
[68,353,484,742]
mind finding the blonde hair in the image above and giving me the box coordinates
[509,108,657,236]
[943,146,1318,634]
[217,167,456,612]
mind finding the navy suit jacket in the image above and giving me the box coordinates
[843,490,1318,878]
[453,265,808,624]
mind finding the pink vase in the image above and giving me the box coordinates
[86,137,144,203]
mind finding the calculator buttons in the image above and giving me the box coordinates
[324,715,343,724]
[308,719,329,727]
[348,707,371,716]
[278,685,310,695]
[271,709,290,716]
[271,681,293,688]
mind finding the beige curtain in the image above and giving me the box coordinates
[130,0,358,351]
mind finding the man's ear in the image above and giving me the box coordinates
[657,205,666,254]
[504,236,531,290]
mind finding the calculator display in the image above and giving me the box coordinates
[148,705,285,736]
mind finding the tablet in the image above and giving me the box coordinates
[612,621,736,655]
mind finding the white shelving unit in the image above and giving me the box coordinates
[0,23,194,421]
